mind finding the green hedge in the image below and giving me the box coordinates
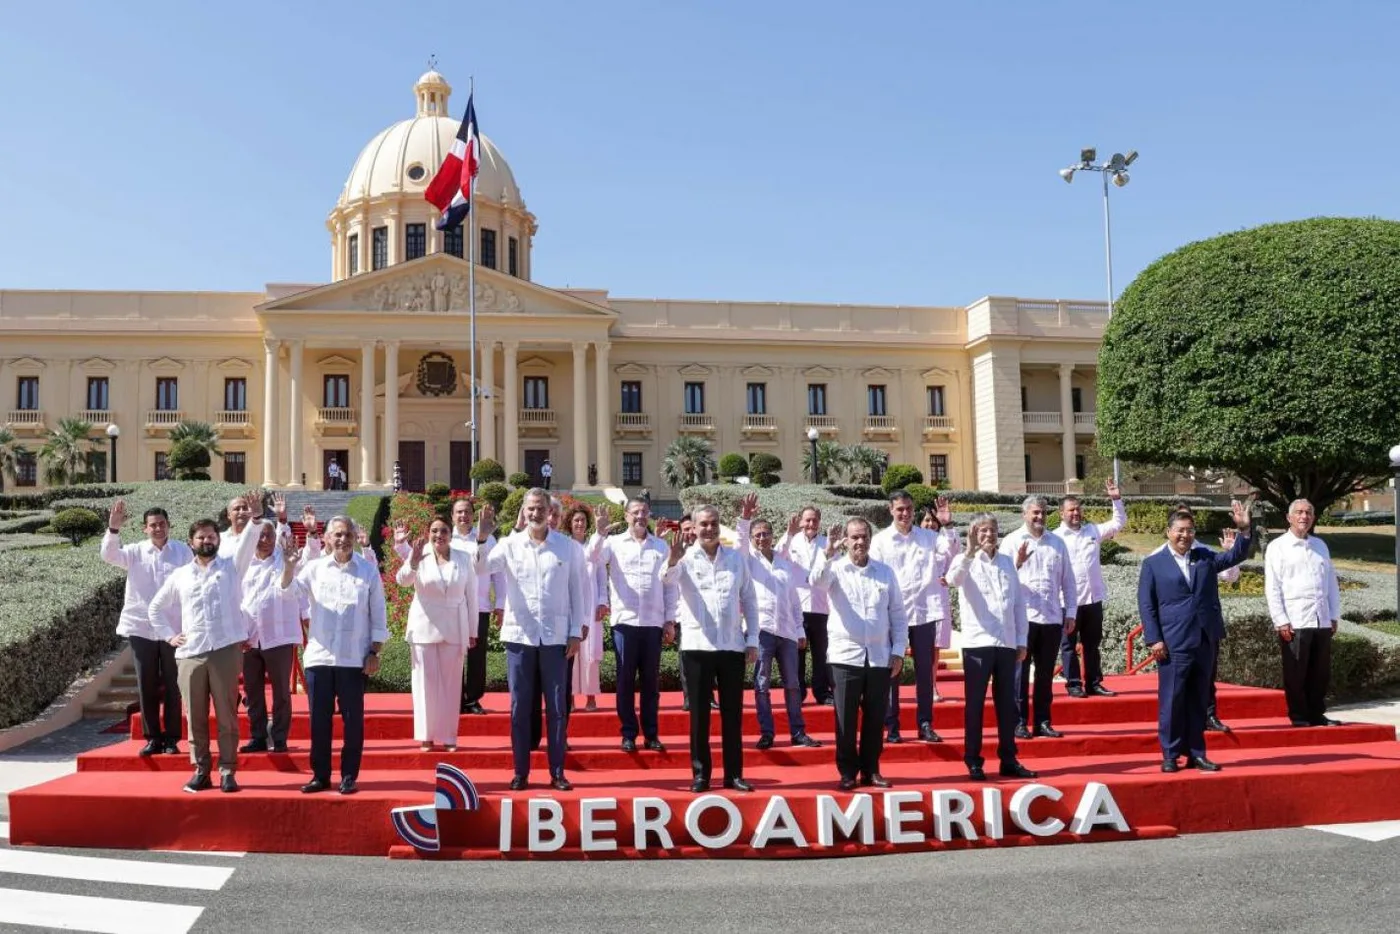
[0,481,247,729]
[346,494,389,554]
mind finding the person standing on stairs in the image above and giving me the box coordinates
[1052,480,1128,699]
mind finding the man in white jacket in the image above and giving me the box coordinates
[1052,481,1127,698]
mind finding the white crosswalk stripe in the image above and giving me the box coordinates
[1305,819,1400,842]
[0,887,204,934]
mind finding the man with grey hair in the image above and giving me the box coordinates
[1264,498,1342,727]
[1052,480,1127,698]
[999,495,1077,739]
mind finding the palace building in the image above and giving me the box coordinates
[0,70,1116,497]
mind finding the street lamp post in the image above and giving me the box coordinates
[105,423,120,482]
[1390,444,1400,617]
[807,426,821,485]
[1059,147,1138,487]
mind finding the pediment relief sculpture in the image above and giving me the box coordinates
[352,272,522,314]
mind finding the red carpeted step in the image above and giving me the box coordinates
[14,740,1400,857]
[80,720,1396,774]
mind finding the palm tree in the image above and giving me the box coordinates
[0,427,29,491]
[845,444,888,484]
[168,420,223,458]
[661,436,717,490]
[38,418,97,486]
[801,439,851,484]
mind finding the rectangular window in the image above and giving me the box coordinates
[371,226,388,270]
[683,382,705,414]
[223,378,247,412]
[444,225,463,258]
[928,454,949,484]
[224,452,247,484]
[807,383,827,416]
[480,229,497,269]
[620,381,642,414]
[16,376,39,410]
[87,450,108,483]
[1075,454,1086,481]
[15,451,37,487]
[622,452,643,485]
[155,451,171,481]
[323,375,350,408]
[508,236,519,276]
[86,377,109,412]
[867,384,887,417]
[745,382,767,415]
[523,376,549,409]
[405,223,426,261]
[155,377,179,411]
[347,233,360,275]
[926,385,945,417]
[1071,387,1083,413]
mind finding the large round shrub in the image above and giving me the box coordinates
[717,453,749,481]
[51,507,105,545]
[477,481,510,510]
[470,459,506,484]
[881,463,923,495]
[1098,217,1400,515]
[748,452,782,488]
[507,472,531,489]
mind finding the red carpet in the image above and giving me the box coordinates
[11,676,1400,858]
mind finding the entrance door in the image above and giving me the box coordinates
[449,440,475,492]
[398,441,426,492]
[524,449,550,488]
[322,449,349,490]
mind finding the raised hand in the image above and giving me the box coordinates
[242,490,264,519]
[1015,539,1031,569]
[356,527,370,548]
[109,498,127,530]
[409,535,428,570]
[478,504,496,539]
[935,495,953,527]
[1230,498,1252,531]
[302,506,319,536]
[1105,479,1121,500]
[786,513,801,539]
[1221,528,1238,550]
[393,521,410,547]
[739,492,759,521]
[593,504,610,531]
[273,493,288,524]
[666,528,685,565]
[824,523,844,558]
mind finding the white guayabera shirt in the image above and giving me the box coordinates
[148,520,264,658]
[101,532,194,640]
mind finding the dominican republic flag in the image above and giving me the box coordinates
[425,93,479,231]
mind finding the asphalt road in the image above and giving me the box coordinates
[2,825,1396,933]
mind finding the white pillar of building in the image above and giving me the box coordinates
[480,340,496,461]
[262,338,280,485]
[572,342,589,488]
[593,341,612,486]
[359,340,378,487]
[1059,363,1076,490]
[286,341,304,489]
[502,341,519,475]
[382,341,400,485]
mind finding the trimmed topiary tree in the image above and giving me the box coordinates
[470,459,506,484]
[477,481,510,510]
[507,472,531,489]
[1097,217,1400,515]
[881,463,923,495]
[51,507,105,545]
[717,452,749,482]
[166,439,211,481]
[748,452,782,488]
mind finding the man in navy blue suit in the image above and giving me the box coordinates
[1137,502,1253,773]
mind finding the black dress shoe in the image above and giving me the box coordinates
[999,762,1038,779]
[860,774,892,788]
[220,774,240,793]
[464,702,487,715]
[338,777,358,795]
[1161,758,1180,773]
[1014,724,1034,740]
[301,777,331,794]
[1189,756,1222,772]
[967,765,987,781]
[690,777,709,793]
[1035,722,1064,739]
[270,742,288,753]
[682,699,690,712]
[643,738,667,753]
[139,740,161,757]
[756,734,774,750]
[508,775,528,791]
[792,733,823,748]
[621,738,637,752]
[885,731,904,744]
[1066,685,1087,698]
[183,771,212,794]
[821,696,836,706]
[1088,684,1118,697]
[918,723,943,743]
[1205,715,1232,733]
[838,776,858,791]
[1311,717,1343,726]
[723,777,754,792]
[163,741,182,756]
[551,774,573,792]
[239,739,268,753]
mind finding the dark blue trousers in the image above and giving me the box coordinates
[1157,637,1214,760]
[506,642,568,778]
[613,625,663,741]
[886,622,938,733]
[961,646,1019,769]
[306,665,366,782]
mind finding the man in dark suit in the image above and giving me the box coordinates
[1137,502,1252,773]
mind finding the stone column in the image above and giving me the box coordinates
[382,341,400,485]
[286,342,305,488]
[970,345,1026,493]
[1059,363,1076,491]
[357,216,370,274]
[480,340,496,461]
[502,341,519,475]
[572,342,589,488]
[385,208,401,266]
[359,341,378,487]
[594,341,612,486]
[262,339,280,485]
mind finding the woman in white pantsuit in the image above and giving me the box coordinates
[564,506,607,711]
[396,517,479,751]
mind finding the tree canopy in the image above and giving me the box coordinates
[1096,217,1400,514]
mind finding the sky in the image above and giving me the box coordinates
[2,0,1398,306]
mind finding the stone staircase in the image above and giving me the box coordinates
[82,660,139,720]
[279,490,363,519]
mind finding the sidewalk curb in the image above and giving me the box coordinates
[0,645,131,755]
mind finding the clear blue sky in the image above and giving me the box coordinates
[2,1,1397,306]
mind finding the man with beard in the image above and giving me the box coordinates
[1052,481,1127,698]
[148,491,266,793]
[219,492,291,560]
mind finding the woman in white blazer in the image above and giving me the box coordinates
[396,516,479,751]
[564,505,607,712]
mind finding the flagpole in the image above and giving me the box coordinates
[467,77,479,495]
